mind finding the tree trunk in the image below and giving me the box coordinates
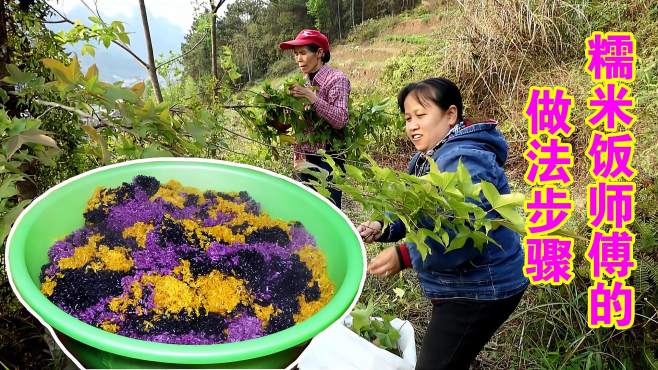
[209,1,226,94]
[1,0,18,117]
[351,0,355,28]
[361,0,364,23]
[210,5,218,80]
[138,0,163,103]
[0,0,8,80]
[337,0,342,39]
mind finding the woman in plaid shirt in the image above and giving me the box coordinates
[279,29,351,209]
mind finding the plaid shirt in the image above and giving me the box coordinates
[294,64,351,161]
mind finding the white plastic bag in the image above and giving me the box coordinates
[297,316,416,370]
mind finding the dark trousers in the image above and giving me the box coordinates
[296,152,345,209]
[416,290,525,370]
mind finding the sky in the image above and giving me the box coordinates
[46,0,234,84]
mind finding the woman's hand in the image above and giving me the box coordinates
[368,247,401,277]
[357,220,383,243]
[289,84,318,104]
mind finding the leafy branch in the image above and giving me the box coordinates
[305,152,583,259]
[234,75,404,160]
[47,5,146,67]
[350,300,402,356]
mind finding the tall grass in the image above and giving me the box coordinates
[442,0,588,118]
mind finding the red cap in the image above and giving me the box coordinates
[279,29,330,52]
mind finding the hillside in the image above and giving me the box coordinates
[316,1,658,368]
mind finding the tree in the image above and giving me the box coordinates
[180,0,420,84]
[181,15,213,81]
[210,0,229,81]
[138,0,163,102]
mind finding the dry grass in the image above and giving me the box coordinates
[441,0,588,120]
[332,1,458,96]
[502,62,597,195]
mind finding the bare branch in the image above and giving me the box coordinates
[138,0,163,102]
[109,40,150,70]
[46,5,72,24]
[80,0,101,21]
[36,105,58,119]
[42,19,70,24]
[31,99,132,133]
[33,99,90,117]
[156,30,209,71]
[212,0,228,14]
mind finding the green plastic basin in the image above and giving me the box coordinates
[5,158,366,369]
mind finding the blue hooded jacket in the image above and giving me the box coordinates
[378,121,529,300]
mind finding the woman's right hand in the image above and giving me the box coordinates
[368,246,401,277]
[357,221,383,243]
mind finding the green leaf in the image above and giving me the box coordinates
[42,57,80,84]
[480,181,500,207]
[130,81,145,96]
[470,183,483,199]
[375,332,393,349]
[81,43,96,57]
[81,125,110,164]
[444,186,464,198]
[0,199,31,242]
[84,64,99,80]
[447,233,469,251]
[471,231,489,251]
[278,134,295,144]
[298,161,329,182]
[495,204,525,229]
[456,160,475,195]
[0,175,22,198]
[344,164,365,182]
[3,64,37,84]
[5,129,58,159]
[186,122,209,143]
[228,70,241,81]
[104,85,138,103]
[370,103,386,113]
[491,219,525,235]
[407,232,429,259]
[350,307,371,334]
[426,160,456,190]
[440,230,449,246]
[495,193,525,208]
[141,147,173,158]
[386,327,401,343]
[118,32,130,45]
[36,147,60,167]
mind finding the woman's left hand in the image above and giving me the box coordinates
[367,246,401,278]
[290,84,318,104]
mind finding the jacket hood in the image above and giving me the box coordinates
[439,122,509,166]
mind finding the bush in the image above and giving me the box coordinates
[266,57,298,79]
[346,16,401,44]
[382,34,430,45]
[378,46,445,96]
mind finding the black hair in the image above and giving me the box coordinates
[397,77,464,121]
[305,44,331,63]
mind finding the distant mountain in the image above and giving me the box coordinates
[47,5,185,84]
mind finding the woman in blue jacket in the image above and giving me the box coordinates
[358,77,529,370]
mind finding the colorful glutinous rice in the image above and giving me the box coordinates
[39,175,334,344]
